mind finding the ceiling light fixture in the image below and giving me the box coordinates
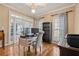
[26,3,47,13]
[32,9,35,13]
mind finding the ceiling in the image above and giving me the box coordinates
[3,3,75,19]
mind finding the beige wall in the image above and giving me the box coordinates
[68,11,75,34]
[74,4,79,34]
[0,5,9,45]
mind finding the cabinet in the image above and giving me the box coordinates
[43,22,52,43]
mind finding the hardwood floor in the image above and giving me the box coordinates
[0,42,60,56]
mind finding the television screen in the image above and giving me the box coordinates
[31,28,39,34]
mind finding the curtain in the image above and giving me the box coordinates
[52,13,68,46]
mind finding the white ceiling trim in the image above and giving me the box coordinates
[39,4,76,18]
[1,4,33,18]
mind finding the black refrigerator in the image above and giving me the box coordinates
[43,22,52,43]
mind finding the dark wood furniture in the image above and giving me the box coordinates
[0,30,5,48]
[43,22,52,43]
[58,45,79,56]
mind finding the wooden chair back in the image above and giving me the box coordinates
[0,30,4,40]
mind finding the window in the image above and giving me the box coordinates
[52,13,67,46]
[9,14,33,44]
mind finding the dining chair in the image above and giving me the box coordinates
[19,37,28,56]
[0,30,5,48]
[32,31,44,55]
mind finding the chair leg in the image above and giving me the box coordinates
[40,46,42,55]
[35,47,37,55]
[2,39,5,49]
[23,47,26,56]
[18,40,20,56]
[18,45,20,56]
[40,46,41,52]
[25,47,27,56]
